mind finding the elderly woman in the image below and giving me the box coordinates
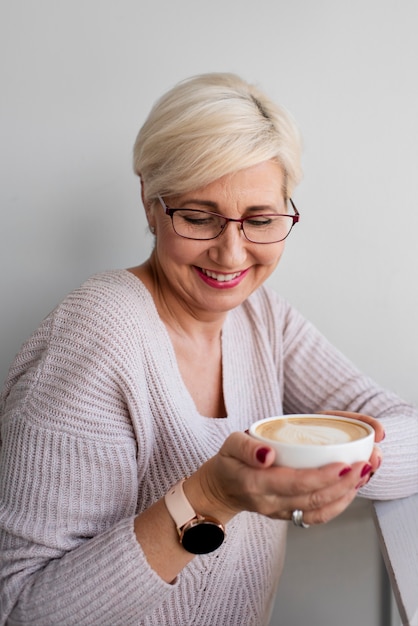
[0,73,417,626]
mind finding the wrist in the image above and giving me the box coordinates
[183,463,237,526]
[165,478,225,554]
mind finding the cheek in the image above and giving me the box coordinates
[257,243,285,268]
[156,229,205,265]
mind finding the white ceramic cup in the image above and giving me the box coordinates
[249,414,375,469]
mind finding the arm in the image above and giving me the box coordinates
[280,304,418,499]
[1,378,373,626]
[0,318,179,625]
[134,433,377,582]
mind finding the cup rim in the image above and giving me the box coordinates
[249,414,375,449]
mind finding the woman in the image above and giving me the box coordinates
[0,73,417,626]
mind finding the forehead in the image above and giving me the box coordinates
[178,160,285,205]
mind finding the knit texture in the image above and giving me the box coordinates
[0,270,417,625]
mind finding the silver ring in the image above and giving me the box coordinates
[291,509,310,528]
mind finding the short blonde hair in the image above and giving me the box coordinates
[133,73,302,202]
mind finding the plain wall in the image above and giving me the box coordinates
[1,2,416,624]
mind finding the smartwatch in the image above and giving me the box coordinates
[164,479,225,554]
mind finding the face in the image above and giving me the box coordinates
[147,160,289,321]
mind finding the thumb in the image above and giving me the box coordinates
[319,410,386,443]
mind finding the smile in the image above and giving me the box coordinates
[200,268,243,282]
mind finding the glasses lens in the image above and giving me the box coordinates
[170,207,296,243]
[172,210,224,239]
[242,214,295,243]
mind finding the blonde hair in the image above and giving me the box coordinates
[133,73,302,202]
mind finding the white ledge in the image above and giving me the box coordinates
[372,494,418,626]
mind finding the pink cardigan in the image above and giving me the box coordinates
[1,270,417,625]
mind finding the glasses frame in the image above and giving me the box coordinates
[157,195,300,244]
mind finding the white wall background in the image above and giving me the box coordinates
[1,1,415,624]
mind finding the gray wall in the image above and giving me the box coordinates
[1,2,415,624]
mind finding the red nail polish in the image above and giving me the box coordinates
[339,467,352,477]
[256,447,270,464]
[361,463,373,478]
[244,429,250,435]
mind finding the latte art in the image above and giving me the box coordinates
[255,417,369,446]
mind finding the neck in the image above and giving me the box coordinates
[128,260,227,342]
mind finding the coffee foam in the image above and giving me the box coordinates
[256,417,369,446]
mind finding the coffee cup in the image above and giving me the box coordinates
[249,414,375,469]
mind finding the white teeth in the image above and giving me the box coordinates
[202,268,241,282]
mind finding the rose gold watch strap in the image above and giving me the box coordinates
[165,479,196,529]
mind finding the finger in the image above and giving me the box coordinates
[318,410,385,442]
[368,445,383,473]
[274,460,372,514]
[220,431,276,468]
[291,486,359,526]
[266,462,354,499]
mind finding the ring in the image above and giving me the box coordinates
[291,509,310,529]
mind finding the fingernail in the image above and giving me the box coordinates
[256,447,270,464]
[339,467,352,477]
[361,463,373,478]
[244,429,250,435]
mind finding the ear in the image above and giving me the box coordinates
[139,175,147,208]
[140,175,155,230]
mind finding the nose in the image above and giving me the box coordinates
[207,221,248,267]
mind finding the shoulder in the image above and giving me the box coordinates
[63,269,151,315]
[1,271,156,405]
[49,270,156,338]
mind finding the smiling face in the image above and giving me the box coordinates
[145,160,289,323]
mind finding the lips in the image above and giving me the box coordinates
[195,266,249,290]
[200,268,243,283]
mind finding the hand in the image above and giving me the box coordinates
[318,410,384,474]
[189,431,376,527]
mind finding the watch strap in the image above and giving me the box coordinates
[165,479,196,530]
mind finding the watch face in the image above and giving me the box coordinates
[181,519,225,554]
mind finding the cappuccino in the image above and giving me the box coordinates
[255,416,369,446]
[249,414,375,468]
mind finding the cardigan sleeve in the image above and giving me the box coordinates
[280,299,418,500]
[0,281,178,626]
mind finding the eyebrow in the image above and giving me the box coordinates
[177,198,285,214]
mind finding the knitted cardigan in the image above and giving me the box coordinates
[1,270,417,625]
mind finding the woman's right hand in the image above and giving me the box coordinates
[185,431,376,528]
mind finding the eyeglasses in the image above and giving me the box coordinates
[157,195,300,244]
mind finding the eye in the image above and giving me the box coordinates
[245,215,275,227]
[178,210,219,226]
